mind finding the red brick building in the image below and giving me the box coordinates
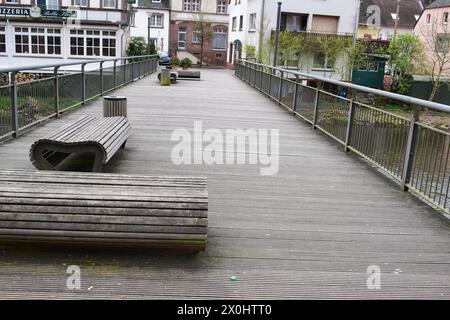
[169,0,229,66]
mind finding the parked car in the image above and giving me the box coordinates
[158,51,170,66]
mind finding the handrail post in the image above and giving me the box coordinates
[344,97,355,152]
[113,60,117,89]
[10,71,19,137]
[123,59,127,84]
[100,61,104,96]
[268,67,272,96]
[312,80,321,129]
[292,74,299,114]
[53,66,60,117]
[401,106,420,191]
[278,70,283,104]
[81,63,86,105]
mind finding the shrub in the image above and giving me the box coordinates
[180,58,193,69]
[170,57,181,66]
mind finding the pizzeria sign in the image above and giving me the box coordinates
[0,6,76,18]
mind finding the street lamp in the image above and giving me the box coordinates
[273,1,282,67]
[147,16,151,54]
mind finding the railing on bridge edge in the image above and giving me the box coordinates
[235,59,450,214]
[0,54,158,141]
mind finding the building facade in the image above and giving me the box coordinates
[228,0,360,80]
[130,0,170,52]
[414,0,450,77]
[358,0,424,40]
[0,0,131,69]
[169,0,229,66]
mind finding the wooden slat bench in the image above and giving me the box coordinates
[177,70,201,80]
[0,170,208,252]
[29,115,131,172]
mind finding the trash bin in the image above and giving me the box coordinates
[103,96,127,117]
[160,69,171,86]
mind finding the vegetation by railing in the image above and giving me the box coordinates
[0,55,158,140]
[235,59,450,214]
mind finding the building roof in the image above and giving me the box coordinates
[359,0,424,29]
[136,0,170,10]
[426,0,450,8]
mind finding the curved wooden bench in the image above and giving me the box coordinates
[0,170,208,252]
[30,116,131,172]
[177,70,201,80]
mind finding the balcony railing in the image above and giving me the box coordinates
[275,29,354,42]
[235,59,450,215]
[0,55,158,140]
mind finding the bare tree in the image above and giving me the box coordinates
[416,15,450,101]
[192,14,213,68]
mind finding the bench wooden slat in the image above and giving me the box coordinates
[29,115,131,172]
[0,171,208,251]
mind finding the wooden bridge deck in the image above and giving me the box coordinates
[0,70,448,299]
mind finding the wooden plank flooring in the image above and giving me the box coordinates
[0,70,448,299]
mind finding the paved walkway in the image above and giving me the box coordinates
[0,70,448,299]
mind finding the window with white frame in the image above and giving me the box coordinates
[178,27,186,49]
[217,1,226,14]
[5,0,18,3]
[249,13,256,31]
[183,0,191,11]
[74,0,88,7]
[86,30,101,56]
[232,16,237,31]
[70,29,116,57]
[0,27,5,53]
[192,0,200,12]
[103,0,116,8]
[14,27,61,55]
[192,30,201,43]
[427,13,431,25]
[184,0,200,12]
[102,31,116,56]
[150,13,163,27]
[444,12,449,24]
[213,27,227,50]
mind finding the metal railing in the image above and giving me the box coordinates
[0,55,158,140]
[236,59,450,214]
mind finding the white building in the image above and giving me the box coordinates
[130,0,170,52]
[228,0,360,80]
[0,0,132,69]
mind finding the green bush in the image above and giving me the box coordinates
[126,39,147,57]
[180,58,193,69]
[170,57,181,66]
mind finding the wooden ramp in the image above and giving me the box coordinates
[0,70,448,299]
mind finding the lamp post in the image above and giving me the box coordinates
[147,16,151,54]
[273,1,282,67]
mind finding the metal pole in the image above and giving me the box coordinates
[313,81,321,129]
[100,61,104,96]
[81,63,86,104]
[10,71,19,137]
[401,106,420,191]
[53,66,60,116]
[345,98,355,152]
[278,70,283,104]
[113,60,117,89]
[273,1,282,68]
[292,74,299,113]
[147,17,151,54]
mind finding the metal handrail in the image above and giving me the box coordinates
[235,59,450,214]
[237,59,450,113]
[0,55,158,74]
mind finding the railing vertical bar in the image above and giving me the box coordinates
[312,82,321,129]
[53,66,60,117]
[10,72,19,137]
[344,98,355,152]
